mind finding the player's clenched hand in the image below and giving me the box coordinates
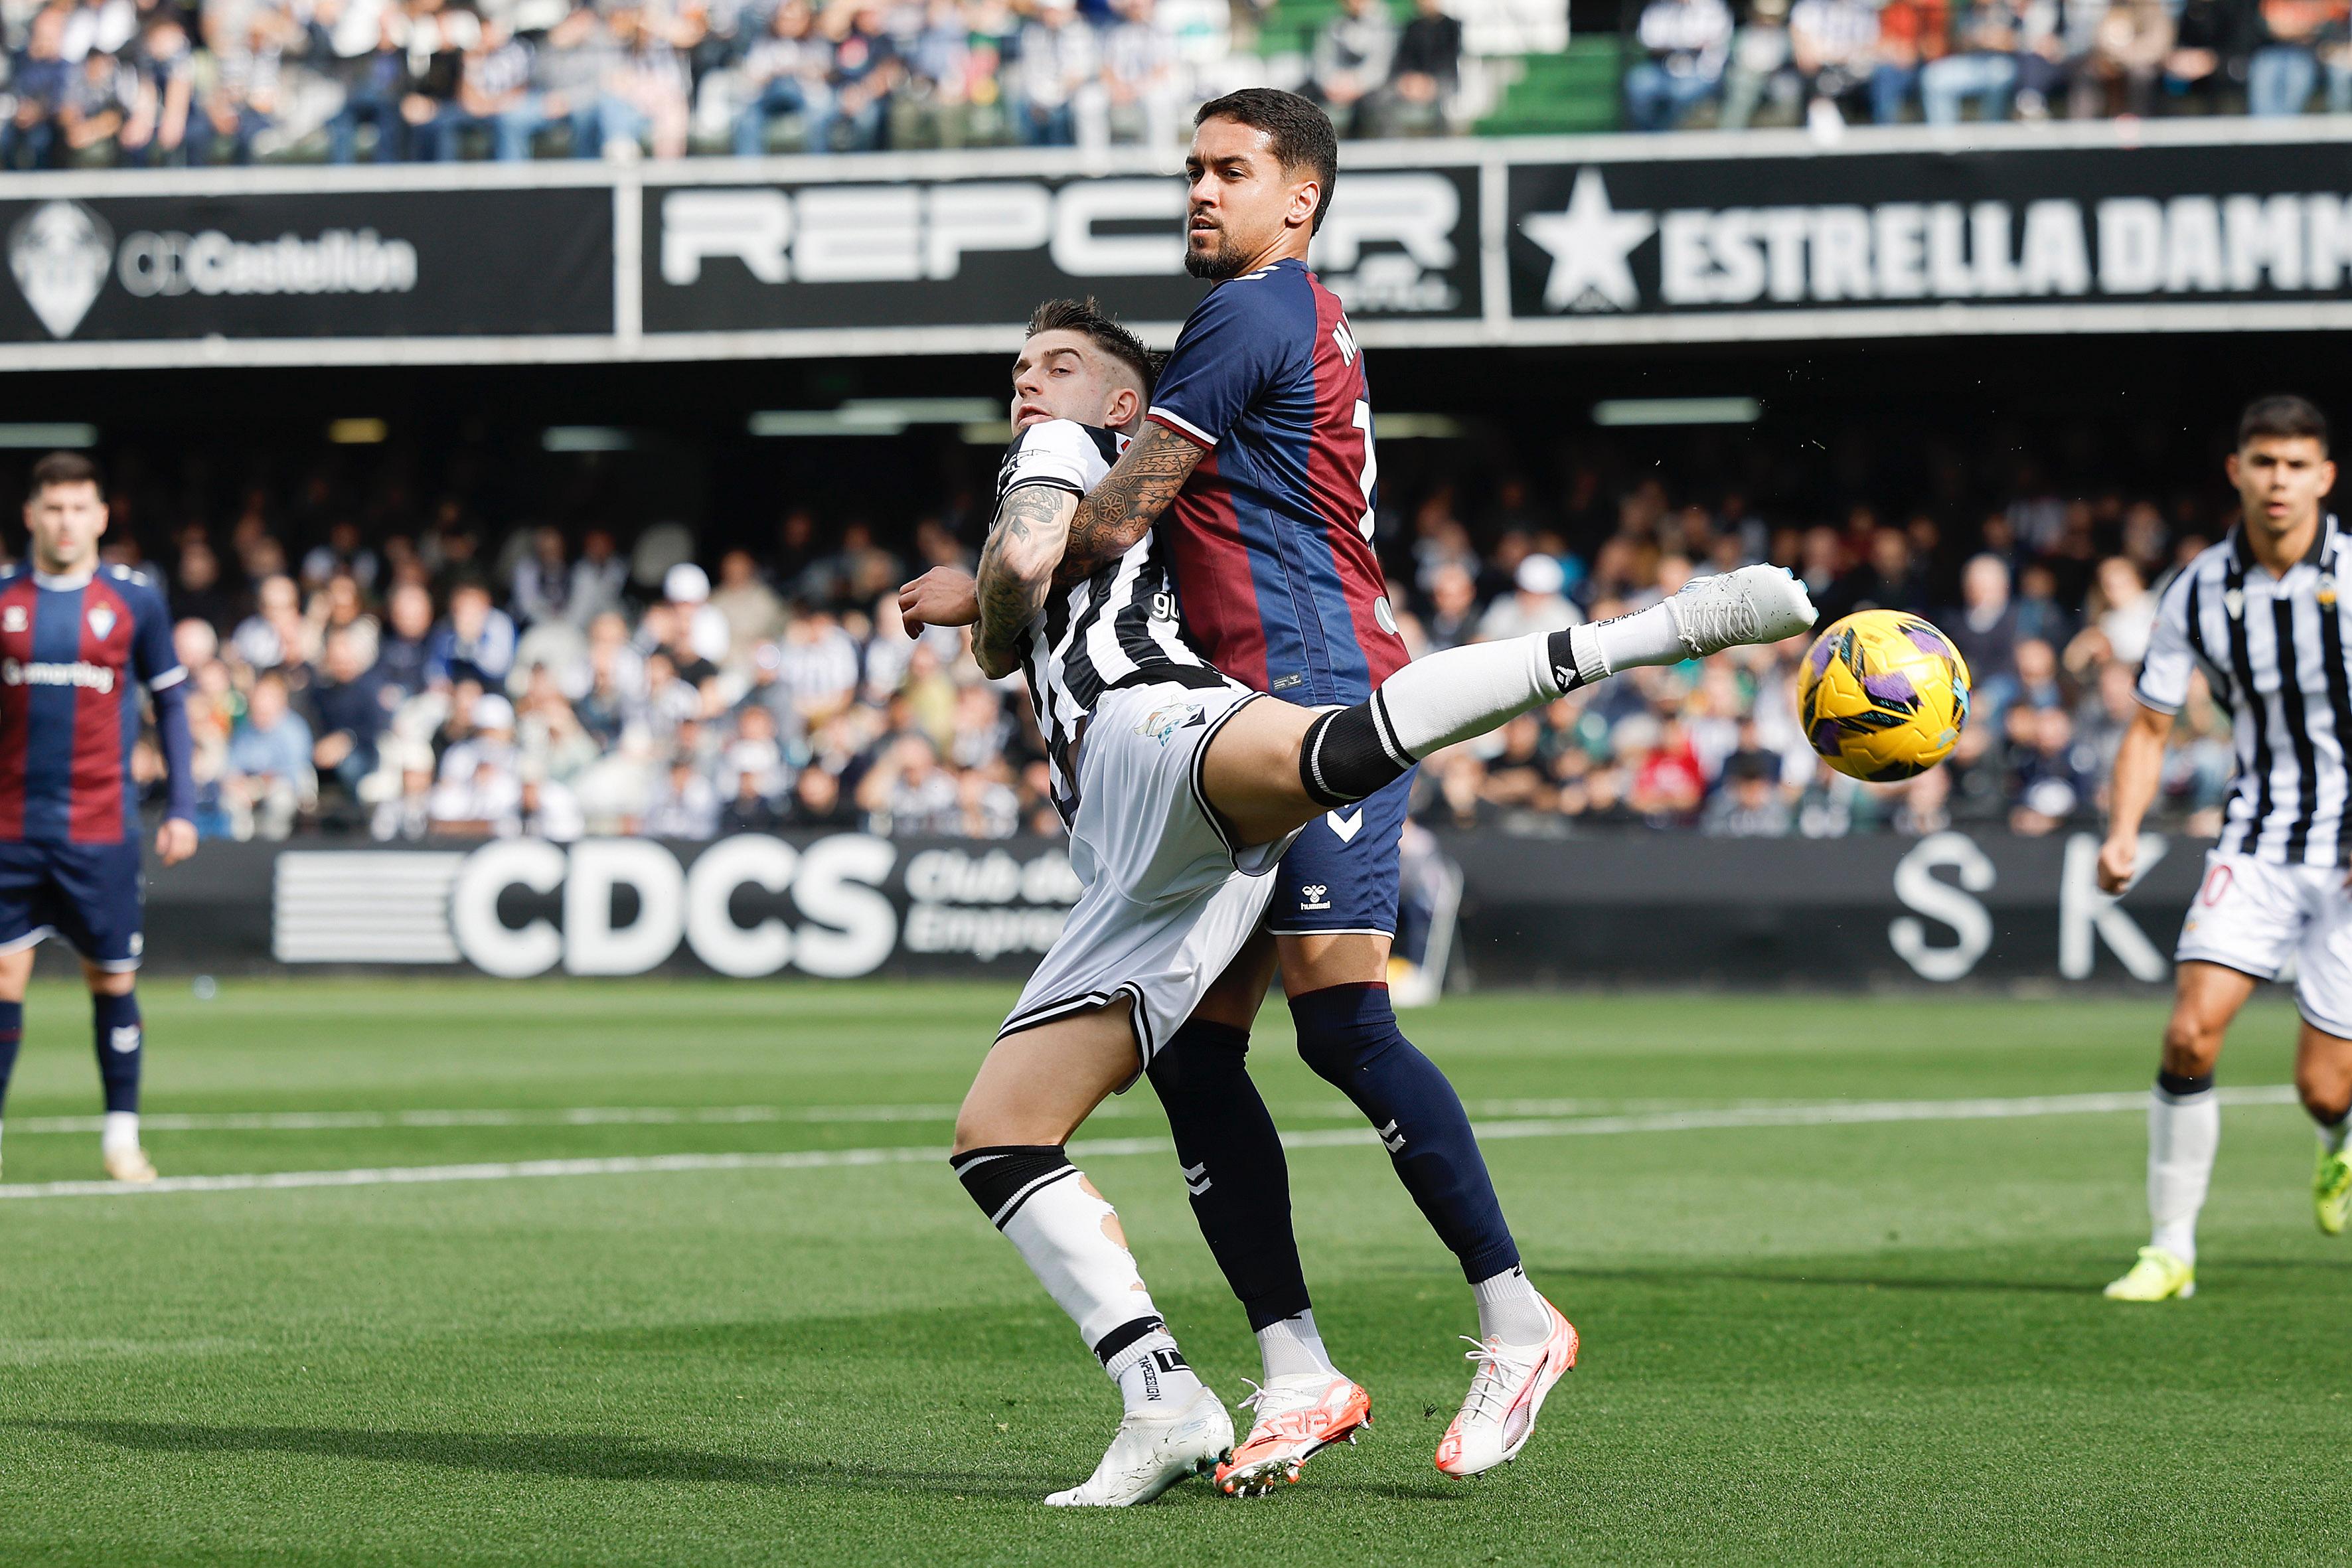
[2095,834,2137,895]
[155,817,196,867]
[899,568,980,634]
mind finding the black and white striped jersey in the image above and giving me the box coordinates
[2138,514,2352,865]
[996,418,1211,826]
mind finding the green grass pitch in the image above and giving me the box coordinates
[0,979,2345,1565]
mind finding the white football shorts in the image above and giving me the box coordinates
[2175,849,2352,1038]
[998,674,1301,1071]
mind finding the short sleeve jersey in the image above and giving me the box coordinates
[998,418,1210,824]
[0,564,185,846]
[1146,258,1409,707]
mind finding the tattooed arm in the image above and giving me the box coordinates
[1051,423,1206,587]
[973,482,1081,679]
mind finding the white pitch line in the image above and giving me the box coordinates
[0,1095,1817,1137]
[0,1087,2300,1201]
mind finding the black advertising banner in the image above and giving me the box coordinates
[143,828,2198,987]
[0,186,613,343]
[641,163,1482,335]
[1506,137,2352,329]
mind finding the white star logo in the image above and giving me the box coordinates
[1522,171,1654,313]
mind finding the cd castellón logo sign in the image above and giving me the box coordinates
[5,198,420,340]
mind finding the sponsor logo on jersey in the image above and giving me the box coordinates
[1300,883,1332,911]
[9,200,112,339]
[0,657,114,693]
[87,605,115,640]
[1136,701,1205,745]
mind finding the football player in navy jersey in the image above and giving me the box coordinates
[0,453,197,1183]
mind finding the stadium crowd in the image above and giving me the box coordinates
[1626,0,2352,130]
[0,0,1468,167]
[2,0,2343,169]
[46,439,2233,844]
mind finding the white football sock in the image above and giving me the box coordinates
[1585,597,1694,675]
[2148,1083,2219,1264]
[1372,633,1568,759]
[2319,1115,2351,1156]
[1255,1310,1339,1381]
[984,1158,1200,1410]
[1103,1326,1207,1415]
[1471,1265,1550,1348]
[102,1111,139,1157]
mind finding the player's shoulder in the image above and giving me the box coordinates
[1189,259,1317,328]
[998,418,1120,499]
[101,562,167,605]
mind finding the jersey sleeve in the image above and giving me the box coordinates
[129,578,186,692]
[2134,566,2199,716]
[1146,275,1297,450]
[995,420,1113,503]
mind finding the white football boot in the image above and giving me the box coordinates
[1044,1385,1234,1507]
[1665,564,1819,659]
[1433,1296,1579,1478]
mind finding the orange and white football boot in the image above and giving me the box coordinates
[1214,1372,1373,1496]
[1433,1296,1577,1478]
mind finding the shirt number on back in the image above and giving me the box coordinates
[1352,400,1378,542]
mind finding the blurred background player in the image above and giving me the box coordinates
[0,453,198,1184]
[2097,396,2352,1301]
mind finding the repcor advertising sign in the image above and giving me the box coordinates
[641,165,1481,337]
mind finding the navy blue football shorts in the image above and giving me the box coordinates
[0,840,145,971]
[1265,767,1414,938]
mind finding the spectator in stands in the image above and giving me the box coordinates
[430,692,522,836]
[308,625,390,806]
[642,750,722,837]
[2167,0,2254,108]
[224,670,317,840]
[428,580,517,688]
[1818,526,1931,621]
[2249,0,2330,112]
[1868,0,1946,122]
[412,15,536,161]
[1946,552,2019,691]
[233,574,315,672]
[1788,0,1879,127]
[1379,0,1462,133]
[4,8,72,169]
[1013,0,1095,145]
[814,1,900,151]
[709,548,786,668]
[1625,0,1734,131]
[1093,0,1183,149]
[56,46,133,159]
[2073,0,2172,116]
[515,3,615,157]
[595,1,696,159]
[731,0,828,155]
[1477,554,1578,642]
[1921,0,2023,124]
[1719,0,1796,127]
[1702,753,1794,836]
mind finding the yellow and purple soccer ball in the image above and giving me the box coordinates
[1795,610,1972,782]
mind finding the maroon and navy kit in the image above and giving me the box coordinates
[1146,257,1413,935]
[0,565,190,969]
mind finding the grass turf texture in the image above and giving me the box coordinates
[0,980,2345,1565]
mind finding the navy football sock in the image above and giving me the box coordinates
[0,999,20,1116]
[93,991,140,1116]
[1291,983,1520,1283]
[1144,1020,1313,1330]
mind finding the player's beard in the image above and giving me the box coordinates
[1184,226,1249,281]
